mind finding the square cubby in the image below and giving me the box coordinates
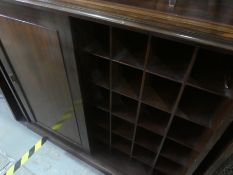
[112,93,138,123]
[135,127,162,153]
[152,169,168,175]
[133,145,156,166]
[112,27,148,69]
[188,49,233,98]
[176,86,225,128]
[156,156,187,175]
[87,86,110,112]
[72,18,110,57]
[112,116,134,140]
[138,104,170,136]
[168,117,210,152]
[112,63,143,99]
[142,73,181,113]
[112,134,132,156]
[89,107,110,130]
[92,126,110,145]
[161,139,198,167]
[85,54,110,89]
[147,37,194,82]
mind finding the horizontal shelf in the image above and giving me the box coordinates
[73,18,110,57]
[168,117,210,152]
[75,19,233,175]
[92,126,110,145]
[188,49,233,99]
[156,156,186,175]
[112,134,132,155]
[86,54,110,89]
[161,139,198,167]
[92,139,110,154]
[90,107,110,130]
[142,73,181,113]
[85,41,110,59]
[176,86,224,128]
[112,62,143,99]
[112,27,148,69]
[138,104,170,136]
[147,37,194,82]
[112,93,138,123]
[87,86,110,112]
[112,116,134,140]
[135,127,162,153]
[133,145,156,166]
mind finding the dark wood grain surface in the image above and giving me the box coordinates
[0,15,82,144]
[5,0,233,51]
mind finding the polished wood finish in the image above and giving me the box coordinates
[0,3,89,151]
[193,123,233,175]
[0,1,233,175]
[73,17,233,175]
[5,0,233,51]
[0,15,82,144]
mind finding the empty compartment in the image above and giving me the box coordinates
[156,156,186,175]
[112,134,132,155]
[142,73,181,113]
[72,18,110,57]
[110,148,151,175]
[135,127,162,153]
[92,126,110,145]
[161,139,198,167]
[112,93,138,123]
[152,169,168,175]
[188,49,233,98]
[112,116,134,140]
[133,145,156,166]
[168,117,210,152]
[86,54,110,88]
[87,86,110,111]
[176,86,225,128]
[91,138,110,154]
[138,104,170,135]
[112,63,143,99]
[147,37,194,82]
[90,107,110,130]
[112,27,148,69]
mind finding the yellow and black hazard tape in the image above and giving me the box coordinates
[4,100,82,175]
[4,137,47,175]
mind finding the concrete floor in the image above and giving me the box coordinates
[0,91,104,175]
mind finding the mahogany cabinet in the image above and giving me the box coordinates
[0,1,233,175]
[0,3,89,152]
[72,18,233,175]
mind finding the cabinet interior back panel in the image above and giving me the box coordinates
[71,17,233,175]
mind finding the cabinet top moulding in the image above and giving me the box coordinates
[5,0,233,52]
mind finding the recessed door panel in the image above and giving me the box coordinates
[0,16,81,144]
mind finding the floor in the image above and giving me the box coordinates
[0,90,104,175]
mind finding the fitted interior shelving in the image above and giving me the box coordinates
[112,28,148,69]
[142,74,181,113]
[147,37,194,82]
[72,17,233,175]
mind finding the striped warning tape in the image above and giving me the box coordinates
[4,99,82,175]
[4,137,47,175]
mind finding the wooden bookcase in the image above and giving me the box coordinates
[72,17,233,175]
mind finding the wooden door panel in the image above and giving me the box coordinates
[0,15,81,144]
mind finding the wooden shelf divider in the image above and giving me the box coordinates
[72,17,233,175]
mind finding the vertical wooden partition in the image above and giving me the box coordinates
[71,17,233,175]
